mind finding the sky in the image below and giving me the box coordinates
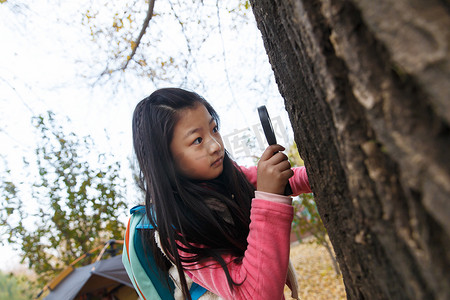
[0,0,295,272]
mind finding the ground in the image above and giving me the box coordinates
[284,242,347,300]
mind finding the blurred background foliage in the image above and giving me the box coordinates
[287,143,340,275]
[0,112,127,285]
[0,270,39,300]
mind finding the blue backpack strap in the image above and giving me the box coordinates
[134,226,175,299]
[124,205,209,300]
[190,282,209,300]
[123,205,174,300]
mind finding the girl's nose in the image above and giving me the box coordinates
[207,135,222,153]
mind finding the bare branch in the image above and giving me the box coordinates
[122,0,156,70]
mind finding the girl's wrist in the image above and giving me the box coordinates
[254,191,292,205]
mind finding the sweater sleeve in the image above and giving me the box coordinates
[239,165,312,195]
[179,199,293,300]
[289,166,312,195]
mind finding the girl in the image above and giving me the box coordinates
[131,88,311,300]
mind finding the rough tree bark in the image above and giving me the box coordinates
[249,0,449,299]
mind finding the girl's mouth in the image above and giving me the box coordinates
[211,157,223,167]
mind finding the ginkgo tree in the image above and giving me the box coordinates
[76,0,277,109]
[250,0,450,298]
[0,112,127,284]
[81,0,253,84]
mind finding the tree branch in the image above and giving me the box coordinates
[123,0,156,70]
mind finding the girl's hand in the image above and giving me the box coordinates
[257,144,294,195]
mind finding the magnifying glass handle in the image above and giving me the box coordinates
[284,182,293,196]
[257,106,293,196]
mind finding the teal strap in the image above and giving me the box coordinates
[130,205,209,300]
[122,210,163,300]
[134,229,175,299]
[190,282,209,300]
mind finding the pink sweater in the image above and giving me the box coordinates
[180,166,311,300]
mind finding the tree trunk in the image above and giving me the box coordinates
[249,0,450,299]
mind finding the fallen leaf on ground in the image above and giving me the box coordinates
[284,242,347,300]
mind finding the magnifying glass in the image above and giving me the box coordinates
[258,105,277,145]
[257,105,293,196]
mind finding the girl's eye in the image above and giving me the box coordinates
[193,137,203,145]
[212,126,219,133]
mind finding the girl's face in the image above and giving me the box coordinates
[170,103,225,180]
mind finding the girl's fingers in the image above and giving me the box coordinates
[268,151,290,166]
[257,145,293,194]
[281,167,294,180]
[260,145,291,174]
[276,159,293,173]
[274,161,294,182]
[260,144,285,161]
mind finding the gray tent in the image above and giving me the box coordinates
[44,255,137,300]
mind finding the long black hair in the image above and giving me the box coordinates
[132,88,255,299]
